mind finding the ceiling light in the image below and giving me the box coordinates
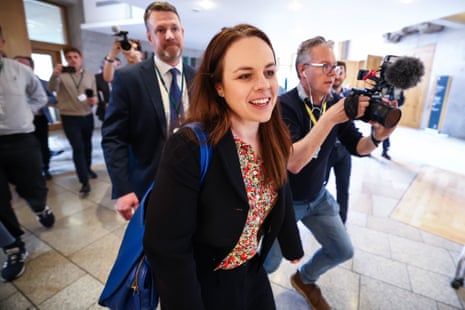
[197,0,216,10]
[289,1,303,11]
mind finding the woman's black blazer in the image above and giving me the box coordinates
[143,127,303,308]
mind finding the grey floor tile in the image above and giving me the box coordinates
[390,235,456,276]
[353,249,410,290]
[272,283,309,310]
[70,225,126,283]
[319,267,360,310]
[35,206,124,256]
[366,216,423,242]
[408,265,463,308]
[421,231,464,252]
[38,275,102,310]
[348,226,392,258]
[0,292,35,310]
[0,282,17,302]
[360,276,437,310]
[11,251,86,305]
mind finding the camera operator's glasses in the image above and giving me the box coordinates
[304,63,342,75]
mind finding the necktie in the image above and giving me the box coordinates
[169,68,183,133]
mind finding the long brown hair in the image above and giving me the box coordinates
[185,24,291,188]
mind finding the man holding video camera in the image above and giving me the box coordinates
[264,36,398,310]
[48,46,98,195]
[102,38,142,83]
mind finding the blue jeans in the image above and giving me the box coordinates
[264,188,353,284]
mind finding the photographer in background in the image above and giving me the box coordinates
[263,36,398,310]
[103,39,143,83]
[325,60,352,224]
[47,46,98,195]
[95,57,121,122]
[381,88,405,160]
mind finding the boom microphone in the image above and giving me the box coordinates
[384,56,425,90]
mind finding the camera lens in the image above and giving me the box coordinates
[366,99,401,128]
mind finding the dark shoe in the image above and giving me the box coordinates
[382,151,391,160]
[80,183,91,194]
[50,149,64,157]
[88,170,97,179]
[36,206,55,228]
[290,271,330,310]
[43,170,52,180]
[1,246,28,282]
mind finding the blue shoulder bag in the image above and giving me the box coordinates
[99,122,212,310]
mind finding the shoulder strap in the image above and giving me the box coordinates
[183,122,212,183]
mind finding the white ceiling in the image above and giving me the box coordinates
[81,0,465,53]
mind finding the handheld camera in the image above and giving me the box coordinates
[112,26,132,51]
[344,55,425,128]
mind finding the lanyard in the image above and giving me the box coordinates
[304,99,326,126]
[154,64,185,115]
[70,72,84,92]
[0,60,3,74]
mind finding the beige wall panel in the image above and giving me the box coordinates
[400,44,435,128]
[0,0,31,57]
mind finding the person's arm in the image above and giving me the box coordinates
[101,69,137,219]
[288,96,370,174]
[47,63,63,92]
[102,40,121,83]
[26,72,47,114]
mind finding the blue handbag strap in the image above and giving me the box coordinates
[184,122,212,182]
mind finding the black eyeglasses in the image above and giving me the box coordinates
[303,63,342,75]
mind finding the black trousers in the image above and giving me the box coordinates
[199,255,276,310]
[61,114,94,185]
[325,142,352,223]
[33,114,51,172]
[0,133,48,239]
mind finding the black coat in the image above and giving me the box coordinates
[101,58,196,200]
[143,128,304,309]
[95,72,110,121]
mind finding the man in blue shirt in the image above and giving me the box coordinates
[265,36,398,309]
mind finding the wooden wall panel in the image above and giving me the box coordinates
[400,44,435,128]
[0,0,31,57]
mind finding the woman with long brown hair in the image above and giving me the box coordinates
[143,24,303,310]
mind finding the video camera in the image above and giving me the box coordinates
[344,55,424,128]
[112,26,132,51]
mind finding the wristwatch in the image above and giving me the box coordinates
[104,56,115,63]
[370,132,382,147]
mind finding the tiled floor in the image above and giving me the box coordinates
[1,123,465,310]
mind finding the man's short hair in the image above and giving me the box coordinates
[337,60,346,72]
[14,55,34,69]
[63,46,82,56]
[143,2,180,31]
[295,36,334,78]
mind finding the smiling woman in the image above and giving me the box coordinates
[143,24,304,310]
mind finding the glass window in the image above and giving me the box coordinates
[24,0,66,45]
